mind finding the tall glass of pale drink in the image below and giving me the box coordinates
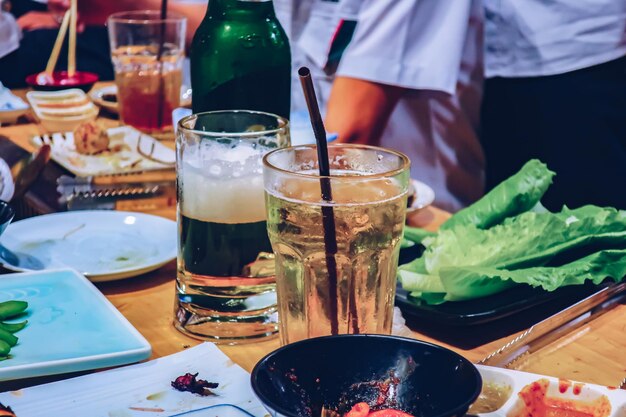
[175,110,290,343]
[263,144,410,345]
[107,11,186,134]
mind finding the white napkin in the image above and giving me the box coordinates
[0,343,267,417]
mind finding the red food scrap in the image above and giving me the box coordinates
[171,372,219,396]
[510,378,611,417]
[0,402,16,417]
[346,402,370,417]
[345,402,413,417]
[573,383,584,396]
[368,410,414,417]
[559,379,572,394]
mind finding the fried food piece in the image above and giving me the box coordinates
[73,121,109,155]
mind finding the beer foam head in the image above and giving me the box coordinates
[180,140,268,223]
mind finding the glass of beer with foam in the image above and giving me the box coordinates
[175,110,290,343]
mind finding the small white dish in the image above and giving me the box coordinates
[32,125,175,177]
[0,83,29,125]
[0,268,151,381]
[407,179,435,214]
[90,84,192,114]
[474,365,626,417]
[0,210,177,281]
[26,88,98,132]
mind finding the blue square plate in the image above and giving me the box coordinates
[0,269,151,381]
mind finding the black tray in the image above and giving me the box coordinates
[395,281,608,326]
[394,244,609,326]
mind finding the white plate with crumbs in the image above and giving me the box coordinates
[31,125,175,177]
[0,211,176,281]
[407,179,435,214]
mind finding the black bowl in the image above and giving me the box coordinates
[251,335,482,417]
[0,200,15,236]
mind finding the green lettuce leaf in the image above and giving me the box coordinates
[441,159,555,231]
[425,206,626,274]
[436,249,626,301]
[402,226,436,245]
[401,206,626,302]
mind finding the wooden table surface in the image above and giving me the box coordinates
[1,86,625,392]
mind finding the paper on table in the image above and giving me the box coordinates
[0,343,268,417]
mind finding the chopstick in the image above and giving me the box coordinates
[44,10,71,76]
[67,0,78,77]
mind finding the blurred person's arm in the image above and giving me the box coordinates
[325,77,403,146]
[75,0,206,46]
[16,11,59,31]
[326,0,473,144]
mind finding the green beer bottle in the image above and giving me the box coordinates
[190,0,291,119]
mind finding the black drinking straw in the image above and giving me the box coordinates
[156,0,168,130]
[298,67,349,335]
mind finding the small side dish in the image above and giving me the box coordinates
[25,71,98,93]
[26,89,98,132]
[0,83,29,126]
[31,126,175,177]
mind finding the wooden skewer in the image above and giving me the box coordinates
[68,0,78,77]
[43,10,71,76]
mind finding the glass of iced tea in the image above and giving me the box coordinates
[107,11,186,135]
[263,144,411,345]
[175,110,290,343]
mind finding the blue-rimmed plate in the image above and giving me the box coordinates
[0,210,176,282]
[0,269,151,381]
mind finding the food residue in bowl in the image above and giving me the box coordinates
[345,402,414,417]
[507,379,612,417]
[468,381,513,414]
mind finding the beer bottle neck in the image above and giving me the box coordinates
[206,0,277,20]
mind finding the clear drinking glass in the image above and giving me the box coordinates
[107,11,186,134]
[175,110,290,343]
[263,144,410,345]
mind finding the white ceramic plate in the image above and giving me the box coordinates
[0,269,151,381]
[0,84,29,125]
[0,210,176,281]
[32,125,175,177]
[90,84,192,114]
[407,179,435,214]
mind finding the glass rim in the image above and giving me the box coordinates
[178,110,290,138]
[107,10,187,25]
[263,144,411,180]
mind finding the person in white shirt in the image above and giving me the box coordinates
[276,0,484,212]
[70,0,486,212]
[0,9,20,60]
[482,0,626,210]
